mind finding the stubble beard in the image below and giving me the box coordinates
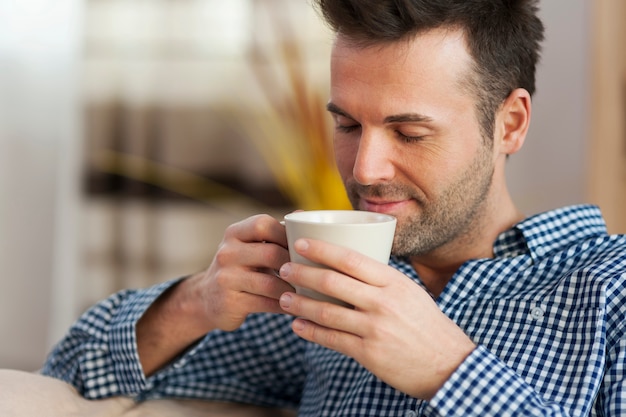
[346,147,495,258]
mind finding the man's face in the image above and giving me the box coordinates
[329,29,497,257]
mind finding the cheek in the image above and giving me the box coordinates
[397,146,464,191]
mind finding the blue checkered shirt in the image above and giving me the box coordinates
[42,205,626,416]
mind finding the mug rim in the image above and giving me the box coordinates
[284,210,396,225]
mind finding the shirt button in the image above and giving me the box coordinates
[173,360,186,368]
[530,307,544,320]
[405,410,418,417]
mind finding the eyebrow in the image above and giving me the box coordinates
[384,113,434,124]
[326,102,352,119]
[326,102,433,124]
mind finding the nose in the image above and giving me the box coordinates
[352,129,395,185]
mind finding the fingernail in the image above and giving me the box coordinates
[279,263,291,278]
[295,239,309,251]
[292,318,305,331]
[280,293,292,309]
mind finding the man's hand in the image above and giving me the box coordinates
[195,214,294,331]
[277,238,476,400]
[137,214,293,375]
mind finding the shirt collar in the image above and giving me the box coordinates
[389,205,609,305]
[494,204,608,262]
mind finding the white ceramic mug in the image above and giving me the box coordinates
[283,210,396,305]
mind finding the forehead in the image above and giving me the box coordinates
[330,27,474,97]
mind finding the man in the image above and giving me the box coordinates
[19,0,626,415]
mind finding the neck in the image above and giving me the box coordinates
[410,186,524,298]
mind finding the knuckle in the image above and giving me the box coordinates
[315,306,331,325]
[212,269,230,287]
[321,328,339,348]
[342,251,365,271]
[250,214,273,235]
[315,303,334,324]
[214,246,233,267]
[317,269,338,294]
[225,214,273,240]
[258,274,278,295]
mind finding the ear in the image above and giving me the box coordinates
[495,88,531,156]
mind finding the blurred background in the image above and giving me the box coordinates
[0,0,624,371]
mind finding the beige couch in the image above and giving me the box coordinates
[0,370,297,417]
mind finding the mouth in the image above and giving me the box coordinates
[347,181,417,215]
[361,198,412,214]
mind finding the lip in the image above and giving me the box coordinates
[361,198,411,214]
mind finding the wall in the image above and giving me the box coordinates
[507,0,590,215]
[0,0,83,370]
[588,0,626,233]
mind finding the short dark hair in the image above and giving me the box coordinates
[313,0,545,142]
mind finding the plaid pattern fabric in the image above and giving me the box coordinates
[42,205,626,416]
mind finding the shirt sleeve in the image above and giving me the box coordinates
[427,346,570,416]
[40,278,307,408]
[40,279,180,399]
[593,279,626,416]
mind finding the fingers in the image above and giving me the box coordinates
[279,261,369,308]
[288,238,389,287]
[197,214,294,330]
[277,252,374,337]
[217,240,290,274]
[220,214,290,272]
[291,317,362,355]
[236,290,292,316]
[277,238,392,310]
[238,269,295,300]
[226,214,288,248]
[279,293,362,353]
[211,290,290,331]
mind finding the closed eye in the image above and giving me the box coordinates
[329,111,360,134]
[336,124,361,133]
[396,131,425,143]
[327,102,362,134]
